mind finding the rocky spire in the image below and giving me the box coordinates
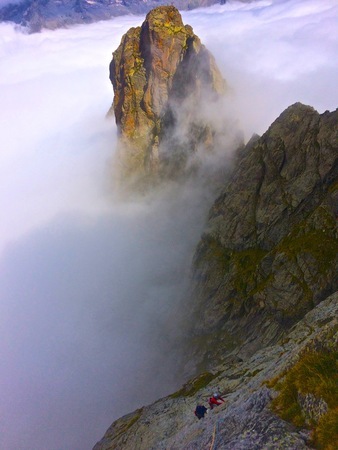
[109,6,226,190]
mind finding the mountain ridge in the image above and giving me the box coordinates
[98,5,337,448]
[189,102,338,367]
[0,0,226,32]
[93,6,338,447]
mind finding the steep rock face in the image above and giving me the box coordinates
[93,102,338,449]
[191,103,338,363]
[0,0,223,33]
[93,292,337,450]
[109,6,226,188]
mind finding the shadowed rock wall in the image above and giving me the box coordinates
[191,103,338,364]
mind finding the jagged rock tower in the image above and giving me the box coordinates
[109,6,226,189]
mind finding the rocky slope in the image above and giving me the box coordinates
[0,0,223,32]
[93,292,337,449]
[93,100,337,449]
[95,6,337,449]
[190,103,338,366]
[109,5,226,190]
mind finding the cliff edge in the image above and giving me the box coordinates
[190,103,338,365]
[94,100,338,450]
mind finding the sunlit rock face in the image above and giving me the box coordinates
[109,6,226,189]
[191,103,338,364]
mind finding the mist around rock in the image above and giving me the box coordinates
[0,1,337,449]
[108,5,236,192]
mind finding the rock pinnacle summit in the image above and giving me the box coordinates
[109,6,226,190]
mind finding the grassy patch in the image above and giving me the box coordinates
[270,350,338,448]
[274,206,337,276]
[328,180,338,193]
[231,248,267,296]
[313,407,338,450]
[107,408,143,441]
[196,236,232,272]
[169,372,219,398]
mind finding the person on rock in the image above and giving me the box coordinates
[194,404,208,419]
[208,393,225,410]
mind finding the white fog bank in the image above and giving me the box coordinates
[0,1,337,449]
[183,0,338,138]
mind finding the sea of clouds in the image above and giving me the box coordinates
[0,0,337,449]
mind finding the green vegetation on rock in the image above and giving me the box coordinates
[169,371,219,398]
[270,349,338,449]
[231,247,267,296]
[104,408,144,442]
[94,293,338,450]
[195,236,232,272]
[274,206,337,276]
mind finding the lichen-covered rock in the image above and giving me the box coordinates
[190,103,338,362]
[109,6,226,189]
[93,292,337,450]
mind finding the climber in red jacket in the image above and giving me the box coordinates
[208,393,225,410]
